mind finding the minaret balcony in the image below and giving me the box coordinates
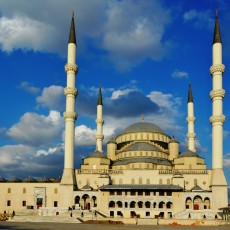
[209,115,226,125]
[210,64,225,75]
[210,89,225,100]
[65,63,78,73]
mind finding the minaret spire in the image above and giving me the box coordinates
[213,9,222,44]
[69,11,76,44]
[96,86,104,152]
[186,82,196,152]
[61,13,78,202]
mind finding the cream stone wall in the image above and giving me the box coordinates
[0,183,60,213]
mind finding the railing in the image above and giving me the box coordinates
[77,169,123,174]
[158,169,208,174]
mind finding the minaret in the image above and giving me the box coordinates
[96,87,104,152]
[186,83,196,152]
[61,13,78,188]
[209,10,227,209]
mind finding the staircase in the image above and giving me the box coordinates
[174,209,217,220]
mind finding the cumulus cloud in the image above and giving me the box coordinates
[0,15,59,53]
[7,110,64,147]
[0,0,172,71]
[183,9,214,29]
[36,85,65,111]
[172,69,188,79]
[224,153,230,167]
[75,125,96,146]
[18,81,40,94]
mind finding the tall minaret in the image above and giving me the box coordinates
[186,82,196,152]
[61,13,78,189]
[96,87,104,152]
[209,10,227,209]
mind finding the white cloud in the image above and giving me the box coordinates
[147,91,182,114]
[183,9,214,29]
[7,110,64,147]
[0,15,59,53]
[18,81,40,94]
[111,89,138,100]
[75,125,96,146]
[36,144,64,157]
[36,85,65,111]
[224,153,230,167]
[172,69,188,79]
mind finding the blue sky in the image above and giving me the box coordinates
[0,0,230,190]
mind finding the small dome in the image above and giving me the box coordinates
[37,177,51,182]
[121,122,166,135]
[81,184,93,191]
[169,137,179,143]
[178,150,198,158]
[191,185,203,191]
[53,177,61,183]
[107,137,116,144]
[86,150,108,159]
[8,176,22,182]
[23,177,37,182]
[0,176,7,182]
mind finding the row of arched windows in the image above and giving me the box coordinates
[117,151,168,159]
[112,178,172,185]
[109,201,173,209]
[7,188,58,194]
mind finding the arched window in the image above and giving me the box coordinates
[109,201,115,208]
[130,201,136,208]
[117,201,122,208]
[166,202,173,209]
[75,196,80,204]
[7,188,11,193]
[159,202,165,209]
[139,177,142,184]
[185,197,192,209]
[159,179,163,185]
[23,188,26,194]
[153,202,157,208]
[54,188,58,194]
[204,197,210,209]
[138,201,143,208]
[145,201,151,208]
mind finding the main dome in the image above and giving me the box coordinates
[121,122,165,135]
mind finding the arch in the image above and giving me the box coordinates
[153,202,157,208]
[193,195,202,210]
[130,201,136,208]
[109,201,115,208]
[117,201,122,208]
[185,197,192,209]
[92,196,97,208]
[138,201,143,208]
[82,194,90,210]
[159,201,165,209]
[204,197,210,209]
[75,196,80,204]
[166,202,173,209]
[145,201,151,208]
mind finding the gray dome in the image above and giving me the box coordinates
[87,150,108,159]
[8,177,22,182]
[0,176,7,182]
[124,142,160,151]
[178,150,198,158]
[121,122,165,135]
[23,177,37,182]
[37,177,51,182]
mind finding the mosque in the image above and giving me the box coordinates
[0,12,228,220]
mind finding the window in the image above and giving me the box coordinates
[145,191,150,196]
[7,188,11,193]
[22,201,26,207]
[166,191,172,196]
[23,188,26,194]
[7,200,11,206]
[146,211,150,217]
[54,188,58,194]
[138,191,143,196]
[159,191,164,196]
[117,191,122,195]
[110,191,115,195]
[54,201,58,207]
[131,191,136,196]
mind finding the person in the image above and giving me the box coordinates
[70,212,72,217]
[12,210,15,216]
[81,212,84,217]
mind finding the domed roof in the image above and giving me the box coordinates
[86,150,108,159]
[178,150,199,158]
[23,177,37,182]
[37,177,51,182]
[8,176,22,182]
[124,142,160,151]
[121,122,165,135]
[0,176,7,182]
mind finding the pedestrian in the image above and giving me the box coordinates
[70,212,72,217]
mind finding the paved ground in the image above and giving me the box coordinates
[0,222,230,230]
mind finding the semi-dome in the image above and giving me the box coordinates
[178,150,200,158]
[123,142,160,151]
[86,150,108,159]
[121,122,166,135]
